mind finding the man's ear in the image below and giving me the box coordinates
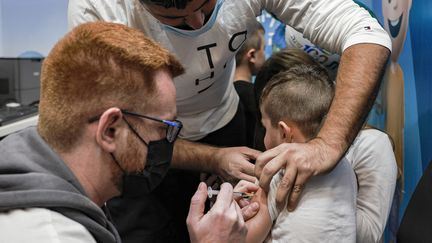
[95,108,124,153]
[278,121,293,143]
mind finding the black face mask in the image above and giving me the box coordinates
[121,138,173,197]
[112,116,176,198]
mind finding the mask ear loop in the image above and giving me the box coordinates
[110,153,127,175]
[122,115,149,146]
[109,115,148,176]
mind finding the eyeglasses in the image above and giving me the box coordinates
[121,110,182,143]
[88,109,182,143]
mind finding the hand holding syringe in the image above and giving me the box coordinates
[207,186,255,200]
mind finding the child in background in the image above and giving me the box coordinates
[234,23,266,148]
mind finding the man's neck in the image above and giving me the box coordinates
[60,146,120,207]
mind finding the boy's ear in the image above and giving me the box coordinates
[247,48,257,63]
[95,108,124,153]
[278,121,293,143]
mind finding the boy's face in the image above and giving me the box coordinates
[252,32,266,75]
[261,109,283,150]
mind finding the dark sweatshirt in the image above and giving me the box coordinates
[0,127,121,243]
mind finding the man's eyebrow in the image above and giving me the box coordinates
[155,0,210,19]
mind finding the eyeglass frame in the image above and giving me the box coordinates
[88,109,182,143]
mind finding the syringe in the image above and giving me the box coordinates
[207,186,255,200]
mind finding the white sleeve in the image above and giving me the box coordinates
[258,0,391,54]
[345,129,398,243]
[68,0,130,30]
[0,208,96,243]
[68,0,101,29]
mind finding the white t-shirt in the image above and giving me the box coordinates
[266,158,357,243]
[345,128,397,243]
[68,0,391,140]
[0,208,96,242]
[285,25,340,80]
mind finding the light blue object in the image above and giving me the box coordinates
[18,51,44,58]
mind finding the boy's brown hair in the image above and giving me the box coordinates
[38,22,184,152]
[260,64,334,139]
[235,23,265,65]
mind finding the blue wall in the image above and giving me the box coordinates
[410,0,432,170]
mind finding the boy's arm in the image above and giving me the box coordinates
[245,188,272,243]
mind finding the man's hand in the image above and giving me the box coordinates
[215,146,261,183]
[187,182,247,243]
[171,140,260,184]
[234,180,260,221]
[255,138,339,211]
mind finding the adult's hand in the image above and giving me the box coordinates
[171,140,260,184]
[215,146,261,184]
[187,182,247,243]
[255,138,339,212]
[234,180,260,221]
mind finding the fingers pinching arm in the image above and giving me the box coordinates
[233,180,260,221]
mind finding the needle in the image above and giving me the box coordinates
[207,186,255,200]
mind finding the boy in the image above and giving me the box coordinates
[242,64,357,242]
[252,48,397,242]
[234,23,266,148]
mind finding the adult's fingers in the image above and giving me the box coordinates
[258,152,288,192]
[233,180,259,201]
[275,164,297,210]
[237,198,250,208]
[234,200,245,225]
[234,180,259,193]
[236,147,261,181]
[241,147,262,161]
[187,182,208,225]
[237,172,257,183]
[287,172,311,211]
[241,201,259,221]
[254,144,287,177]
[239,162,255,181]
[211,183,234,212]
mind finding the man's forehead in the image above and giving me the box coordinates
[145,0,212,18]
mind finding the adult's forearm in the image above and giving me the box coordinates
[172,139,258,182]
[317,43,390,163]
[171,138,219,173]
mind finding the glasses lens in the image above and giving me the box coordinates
[166,121,181,143]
